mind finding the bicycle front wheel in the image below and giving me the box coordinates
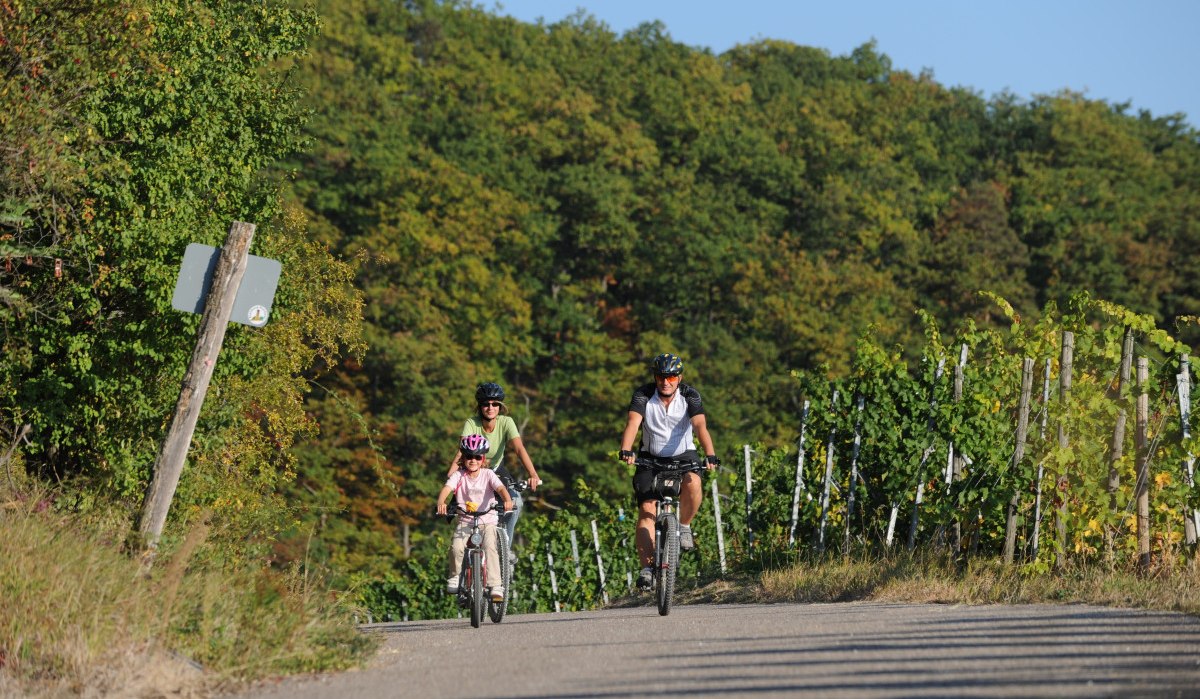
[470,552,485,628]
[489,529,510,623]
[656,513,679,616]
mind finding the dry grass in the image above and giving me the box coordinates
[0,488,375,698]
[751,550,1200,614]
[0,493,208,697]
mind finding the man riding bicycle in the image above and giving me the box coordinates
[618,353,719,591]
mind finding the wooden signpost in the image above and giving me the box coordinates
[139,221,279,554]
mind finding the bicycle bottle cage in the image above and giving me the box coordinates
[653,474,682,498]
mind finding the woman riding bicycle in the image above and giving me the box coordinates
[618,353,719,590]
[447,382,542,552]
[437,435,513,600]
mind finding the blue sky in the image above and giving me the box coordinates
[491,1,1199,128]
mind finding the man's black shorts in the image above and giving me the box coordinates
[632,450,701,505]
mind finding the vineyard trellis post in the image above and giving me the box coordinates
[1032,357,1052,560]
[589,520,608,605]
[546,547,561,612]
[711,477,727,573]
[743,444,754,550]
[908,358,946,551]
[569,530,582,579]
[1106,327,1134,557]
[1055,330,1075,570]
[1003,358,1034,564]
[844,395,864,557]
[951,344,967,554]
[529,553,538,612]
[788,400,811,547]
[818,390,838,553]
[1177,353,1198,545]
[1135,357,1150,571]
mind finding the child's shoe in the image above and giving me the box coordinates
[446,576,459,594]
[490,587,505,602]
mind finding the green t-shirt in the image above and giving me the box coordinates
[461,415,520,479]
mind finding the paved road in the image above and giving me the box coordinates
[230,602,1200,698]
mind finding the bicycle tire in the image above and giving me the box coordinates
[489,529,510,623]
[657,513,679,616]
[470,552,484,628]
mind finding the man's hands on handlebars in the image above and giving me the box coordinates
[621,450,721,471]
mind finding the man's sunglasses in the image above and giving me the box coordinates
[479,401,503,408]
[655,374,681,383]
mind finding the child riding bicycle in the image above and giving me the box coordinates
[436,435,513,602]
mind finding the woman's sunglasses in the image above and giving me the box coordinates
[480,401,503,408]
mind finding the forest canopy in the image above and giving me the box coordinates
[4,0,1198,582]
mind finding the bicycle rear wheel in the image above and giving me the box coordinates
[656,513,679,616]
[489,530,510,623]
[470,552,485,628]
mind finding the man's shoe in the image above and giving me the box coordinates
[446,577,459,595]
[490,587,505,602]
[679,525,695,551]
[637,567,654,591]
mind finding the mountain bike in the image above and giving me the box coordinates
[635,457,704,616]
[488,479,527,624]
[442,501,507,628]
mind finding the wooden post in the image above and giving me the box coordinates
[1003,358,1034,564]
[952,344,966,555]
[1031,358,1052,560]
[1177,354,1198,546]
[1135,357,1151,572]
[569,530,582,578]
[139,221,255,551]
[844,395,864,557]
[744,444,754,550]
[908,358,946,551]
[546,547,561,612]
[710,478,726,573]
[590,520,608,605]
[817,390,838,553]
[1106,328,1134,557]
[1055,331,1074,570]
[788,400,811,547]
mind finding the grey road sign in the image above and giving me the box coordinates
[171,243,281,327]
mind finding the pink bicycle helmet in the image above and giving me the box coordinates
[460,434,490,458]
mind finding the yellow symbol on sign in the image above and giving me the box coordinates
[247,304,268,327]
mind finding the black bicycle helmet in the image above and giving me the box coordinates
[651,353,684,376]
[475,382,505,404]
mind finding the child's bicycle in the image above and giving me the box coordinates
[442,501,509,628]
[634,456,704,616]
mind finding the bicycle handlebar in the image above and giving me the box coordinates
[435,501,508,522]
[632,457,706,473]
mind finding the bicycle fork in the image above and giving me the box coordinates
[656,498,677,573]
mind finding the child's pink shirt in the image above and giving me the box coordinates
[445,469,505,525]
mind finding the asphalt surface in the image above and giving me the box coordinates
[227,601,1200,698]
